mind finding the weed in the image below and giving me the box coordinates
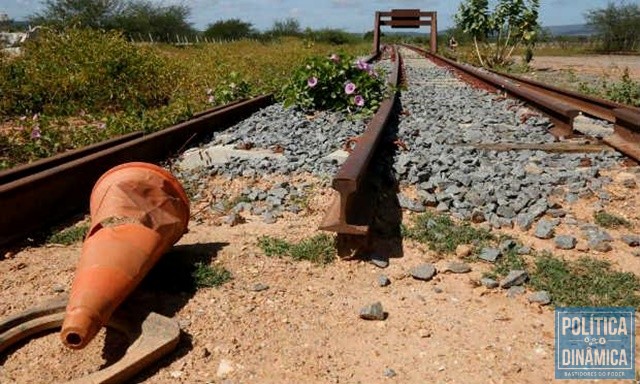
[578,68,640,107]
[594,211,632,229]
[47,223,89,245]
[192,262,232,288]
[490,246,527,278]
[404,211,494,254]
[258,234,335,265]
[530,254,640,307]
[223,195,252,211]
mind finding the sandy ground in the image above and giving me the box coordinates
[529,55,640,79]
[2,54,640,383]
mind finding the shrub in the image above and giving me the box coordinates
[0,28,180,116]
[281,52,388,116]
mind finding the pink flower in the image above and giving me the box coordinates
[356,59,371,72]
[31,125,41,139]
[354,95,365,107]
[208,95,215,104]
[344,82,356,95]
[308,76,318,88]
[330,53,340,62]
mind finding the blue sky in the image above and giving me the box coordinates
[1,0,612,32]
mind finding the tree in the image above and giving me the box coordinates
[268,17,301,37]
[454,0,539,67]
[31,0,124,29]
[586,1,640,52]
[204,19,255,41]
[114,1,194,42]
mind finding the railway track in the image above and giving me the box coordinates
[1,44,638,251]
[401,44,640,161]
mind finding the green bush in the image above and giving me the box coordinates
[0,28,180,116]
[281,52,388,116]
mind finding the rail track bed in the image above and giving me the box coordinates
[2,46,640,383]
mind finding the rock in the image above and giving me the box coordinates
[547,209,566,218]
[589,240,613,253]
[470,209,486,223]
[433,286,443,293]
[633,250,640,257]
[528,291,551,305]
[534,219,556,239]
[443,261,472,274]
[359,302,385,320]
[576,242,589,252]
[622,179,637,189]
[223,213,246,227]
[384,368,397,378]
[455,244,473,258]
[262,212,277,224]
[478,247,501,263]
[621,235,640,247]
[481,278,499,289]
[52,284,66,293]
[411,264,437,281]
[517,246,531,255]
[250,283,269,292]
[555,235,577,250]
[516,213,535,231]
[378,275,391,287]
[217,359,235,378]
[369,252,390,268]
[506,286,526,298]
[500,270,529,288]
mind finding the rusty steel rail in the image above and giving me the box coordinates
[0,95,274,248]
[320,46,402,236]
[401,44,640,162]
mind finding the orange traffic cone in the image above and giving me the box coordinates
[61,162,190,349]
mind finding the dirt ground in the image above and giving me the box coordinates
[1,163,640,383]
[530,55,640,80]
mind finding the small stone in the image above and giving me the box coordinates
[481,278,499,289]
[369,252,389,268]
[534,219,556,239]
[547,209,566,218]
[506,286,526,298]
[223,213,246,227]
[516,213,535,231]
[433,286,443,293]
[621,235,640,247]
[52,284,66,293]
[633,250,640,257]
[517,246,531,255]
[378,275,391,287]
[478,248,501,263]
[589,240,613,253]
[411,264,437,281]
[262,212,277,224]
[576,242,589,252]
[500,270,529,288]
[170,371,183,378]
[470,210,486,223]
[384,368,397,378]
[250,283,269,292]
[528,291,551,305]
[359,302,385,320]
[555,235,577,250]
[217,359,234,378]
[444,261,472,274]
[455,244,472,258]
[436,202,449,212]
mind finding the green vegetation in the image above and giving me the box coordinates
[47,222,89,245]
[586,1,640,53]
[0,30,369,170]
[31,0,194,42]
[454,0,540,67]
[403,211,494,254]
[282,52,388,116]
[593,211,633,229]
[530,254,640,307]
[204,19,256,41]
[257,234,335,265]
[192,262,232,288]
[578,69,640,107]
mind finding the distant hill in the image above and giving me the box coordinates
[543,24,596,37]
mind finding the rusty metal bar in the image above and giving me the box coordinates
[604,108,640,161]
[430,12,438,53]
[373,11,381,55]
[0,95,274,248]
[320,47,402,235]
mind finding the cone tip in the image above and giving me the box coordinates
[61,307,102,350]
